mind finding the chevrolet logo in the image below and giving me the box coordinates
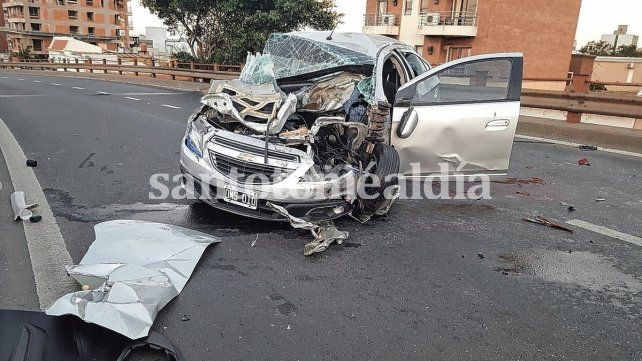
[237,153,256,162]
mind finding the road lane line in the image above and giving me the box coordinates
[96,91,111,95]
[567,220,642,247]
[33,80,43,83]
[0,117,76,310]
[17,78,25,81]
[124,96,141,101]
[117,92,179,96]
[1,76,8,79]
[51,83,62,86]
[0,95,50,98]
[161,104,181,109]
[72,86,85,90]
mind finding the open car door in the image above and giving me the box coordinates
[391,53,523,179]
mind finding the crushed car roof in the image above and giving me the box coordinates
[264,32,405,79]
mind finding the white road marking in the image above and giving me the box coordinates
[124,96,141,101]
[17,78,25,81]
[96,91,111,95]
[0,117,76,310]
[72,86,85,90]
[161,104,181,109]
[33,80,43,83]
[567,219,642,248]
[1,76,9,79]
[515,135,642,158]
[117,92,179,96]
[51,83,62,86]
[0,95,50,98]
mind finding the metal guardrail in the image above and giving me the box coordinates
[1,61,640,120]
[0,59,241,81]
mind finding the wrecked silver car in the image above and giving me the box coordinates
[180,32,523,225]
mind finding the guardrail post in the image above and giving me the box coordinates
[118,58,122,75]
[75,58,80,72]
[103,59,107,74]
[151,59,156,78]
[134,59,138,76]
[88,58,93,73]
[63,58,67,72]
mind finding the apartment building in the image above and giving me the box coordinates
[364,0,583,90]
[1,0,132,56]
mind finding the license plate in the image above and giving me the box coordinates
[224,186,258,210]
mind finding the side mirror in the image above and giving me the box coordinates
[396,107,418,139]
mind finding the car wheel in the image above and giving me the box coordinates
[358,143,400,215]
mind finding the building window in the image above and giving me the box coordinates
[67,0,77,4]
[70,25,79,34]
[68,10,78,19]
[420,0,430,13]
[28,7,39,19]
[86,0,94,5]
[404,0,413,15]
[31,23,41,31]
[87,12,94,21]
[32,39,43,51]
[377,0,388,14]
[88,27,95,35]
[56,0,65,5]
[114,14,121,25]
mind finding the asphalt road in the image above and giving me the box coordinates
[1,72,641,361]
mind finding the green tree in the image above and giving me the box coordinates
[615,44,642,57]
[578,41,615,56]
[142,0,341,64]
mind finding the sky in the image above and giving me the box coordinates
[130,0,641,47]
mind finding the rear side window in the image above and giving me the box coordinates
[403,52,430,78]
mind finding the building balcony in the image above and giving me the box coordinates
[7,16,27,23]
[418,11,478,37]
[362,13,399,36]
[2,1,25,8]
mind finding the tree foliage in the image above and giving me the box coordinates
[142,0,341,64]
[578,41,615,56]
[579,41,642,57]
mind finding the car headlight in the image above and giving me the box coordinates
[184,111,209,158]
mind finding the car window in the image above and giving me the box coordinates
[413,59,513,105]
[403,52,430,78]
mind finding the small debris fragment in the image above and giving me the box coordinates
[251,234,259,248]
[82,285,91,291]
[522,215,574,233]
[579,145,598,151]
[596,198,606,202]
[578,158,591,166]
[560,202,575,211]
[26,159,38,167]
[181,315,191,322]
[287,325,291,330]
[477,253,485,259]
[29,215,43,223]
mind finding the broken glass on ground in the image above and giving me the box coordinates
[46,220,221,339]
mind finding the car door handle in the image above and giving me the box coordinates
[485,119,511,129]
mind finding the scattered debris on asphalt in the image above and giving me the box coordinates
[596,198,606,202]
[560,202,576,211]
[522,215,574,233]
[29,215,43,223]
[251,234,259,248]
[579,145,598,151]
[578,158,591,166]
[516,191,531,197]
[10,191,38,221]
[0,309,184,361]
[494,177,545,185]
[46,220,221,339]
[267,202,349,256]
[26,159,38,167]
[181,315,191,322]
[477,253,485,259]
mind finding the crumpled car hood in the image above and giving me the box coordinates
[46,220,220,339]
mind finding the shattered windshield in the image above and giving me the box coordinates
[264,33,376,79]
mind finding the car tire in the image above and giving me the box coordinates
[359,143,400,215]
